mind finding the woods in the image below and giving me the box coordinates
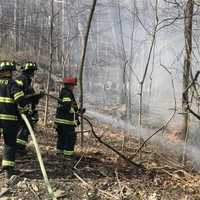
[0,0,200,199]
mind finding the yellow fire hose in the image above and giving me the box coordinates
[21,113,57,200]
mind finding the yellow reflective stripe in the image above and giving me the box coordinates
[2,160,15,167]
[63,150,74,156]
[0,97,14,103]
[15,80,23,86]
[14,91,24,100]
[0,114,17,121]
[62,97,71,102]
[16,139,27,146]
[55,118,76,125]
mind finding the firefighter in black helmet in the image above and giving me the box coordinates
[0,61,27,178]
[16,61,39,155]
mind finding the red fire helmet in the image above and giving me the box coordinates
[63,76,77,85]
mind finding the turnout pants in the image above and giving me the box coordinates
[56,125,77,156]
[16,116,34,150]
[0,126,18,169]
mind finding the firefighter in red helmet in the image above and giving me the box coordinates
[55,76,82,158]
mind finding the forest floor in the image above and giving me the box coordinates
[0,115,200,200]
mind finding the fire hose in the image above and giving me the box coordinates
[21,113,57,200]
[20,92,142,200]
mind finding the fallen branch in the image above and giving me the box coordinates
[76,129,91,134]
[82,114,142,168]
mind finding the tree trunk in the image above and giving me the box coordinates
[44,0,54,126]
[61,0,65,78]
[181,0,194,164]
[79,0,97,147]
[14,0,18,51]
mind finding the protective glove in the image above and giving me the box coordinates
[76,119,81,126]
[18,105,30,114]
[30,110,39,123]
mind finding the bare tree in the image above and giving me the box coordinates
[79,0,97,147]
[137,0,159,158]
[44,0,55,126]
[181,0,194,164]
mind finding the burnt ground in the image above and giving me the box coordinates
[0,118,200,200]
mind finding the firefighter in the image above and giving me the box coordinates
[15,61,39,155]
[55,76,84,158]
[0,61,28,178]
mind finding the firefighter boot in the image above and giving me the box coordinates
[4,168,13,179]
[2,167,13,187]
[3,167,19,188]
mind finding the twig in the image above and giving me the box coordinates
[75,129,90,134]
[72,169,120,200]
[73,154,84,169]
[173,169,193,178]
[28,183,41,200]
[161,169,182,180]
[161,169,193,180]
[188,107,200,120]
[115,169,124,199]
[183,71,200,95]
[129,126,166,160]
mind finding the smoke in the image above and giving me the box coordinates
[86,110,200,170]
[80,0,200,171]
[87,110,134,130]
